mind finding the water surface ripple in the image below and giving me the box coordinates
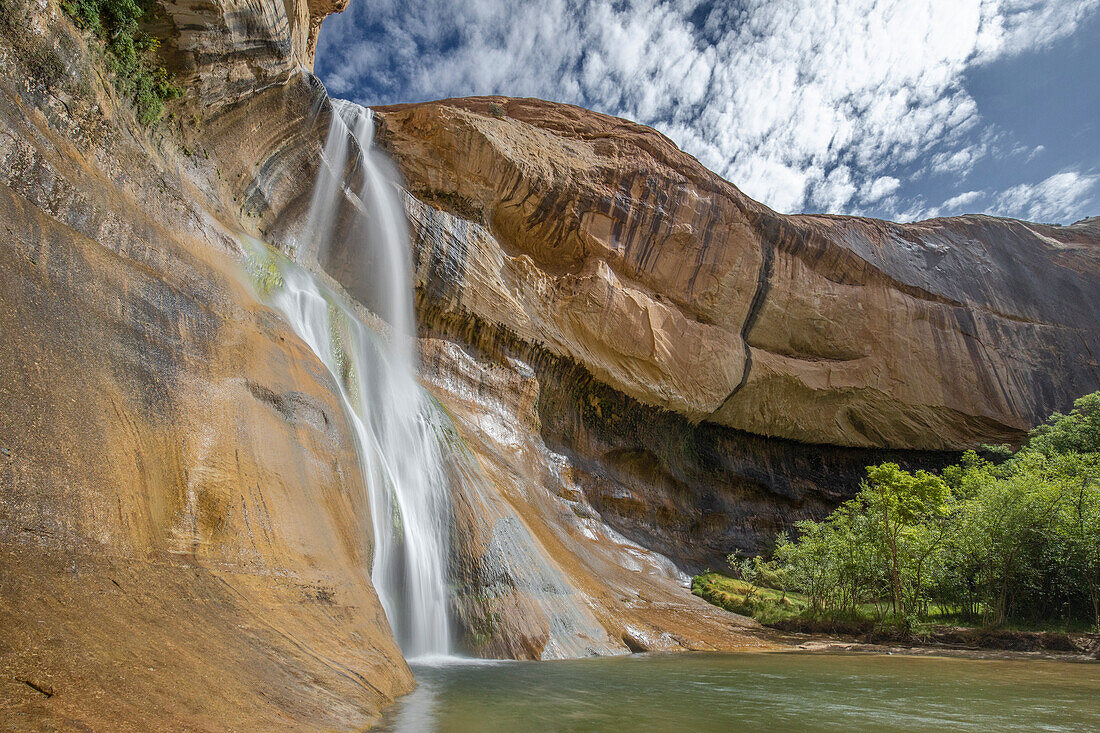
[378,652,1100,732]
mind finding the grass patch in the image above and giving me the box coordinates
[694,572,940,631]
[692,572,806,625]
[60,0,182,124]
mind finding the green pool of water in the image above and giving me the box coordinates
[378,652,1100,732]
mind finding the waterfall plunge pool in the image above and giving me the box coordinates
[377,652,1100,732]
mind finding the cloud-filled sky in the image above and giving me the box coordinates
[316,0,1100,223]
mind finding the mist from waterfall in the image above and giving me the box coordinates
[258,98,453,659]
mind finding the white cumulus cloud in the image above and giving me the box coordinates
[317,0,1100,221]
[941,190,984,211]
[986,170,1100,222]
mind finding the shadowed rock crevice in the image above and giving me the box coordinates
[712,234,776,416]
[247,380,334,435]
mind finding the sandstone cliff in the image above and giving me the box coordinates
[359,97,1100,572]
[373,97,1100,452]
[0,0,771,724]
[0,0,411,729]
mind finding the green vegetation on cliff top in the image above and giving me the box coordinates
[697,391,1100,634]
[60,0,181,124]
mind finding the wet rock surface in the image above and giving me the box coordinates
[0,2,410,729]
[420,338,771,658]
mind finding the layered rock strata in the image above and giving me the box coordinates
[372,97,1100,453]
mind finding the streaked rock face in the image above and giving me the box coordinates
[373,96,1100,451]
[401,199,959,572]
[153,0,346,108]
[1,0,775,722]
[419,338,770,658]
[0,1,409,729]
[348,96,1099,573]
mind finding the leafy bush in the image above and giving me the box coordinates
[1027,392,1100,456]
[60,0,182,124]
[701,391,1100,632]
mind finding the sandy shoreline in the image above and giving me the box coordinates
[768,632,1100,663]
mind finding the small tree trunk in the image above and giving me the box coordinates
[1089,574,1099,631]
[882,505,902,617]
[998,555,1011,626]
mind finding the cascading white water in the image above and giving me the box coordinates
[258,98,453,659]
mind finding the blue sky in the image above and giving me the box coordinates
[315,0,1100,223]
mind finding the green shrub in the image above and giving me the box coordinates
[705,391,1100,632]
[60,0,182,124]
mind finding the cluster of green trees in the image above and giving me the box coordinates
[739,392,1100,631]
[61,0,182,124]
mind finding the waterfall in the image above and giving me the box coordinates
[255,99,453,659]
